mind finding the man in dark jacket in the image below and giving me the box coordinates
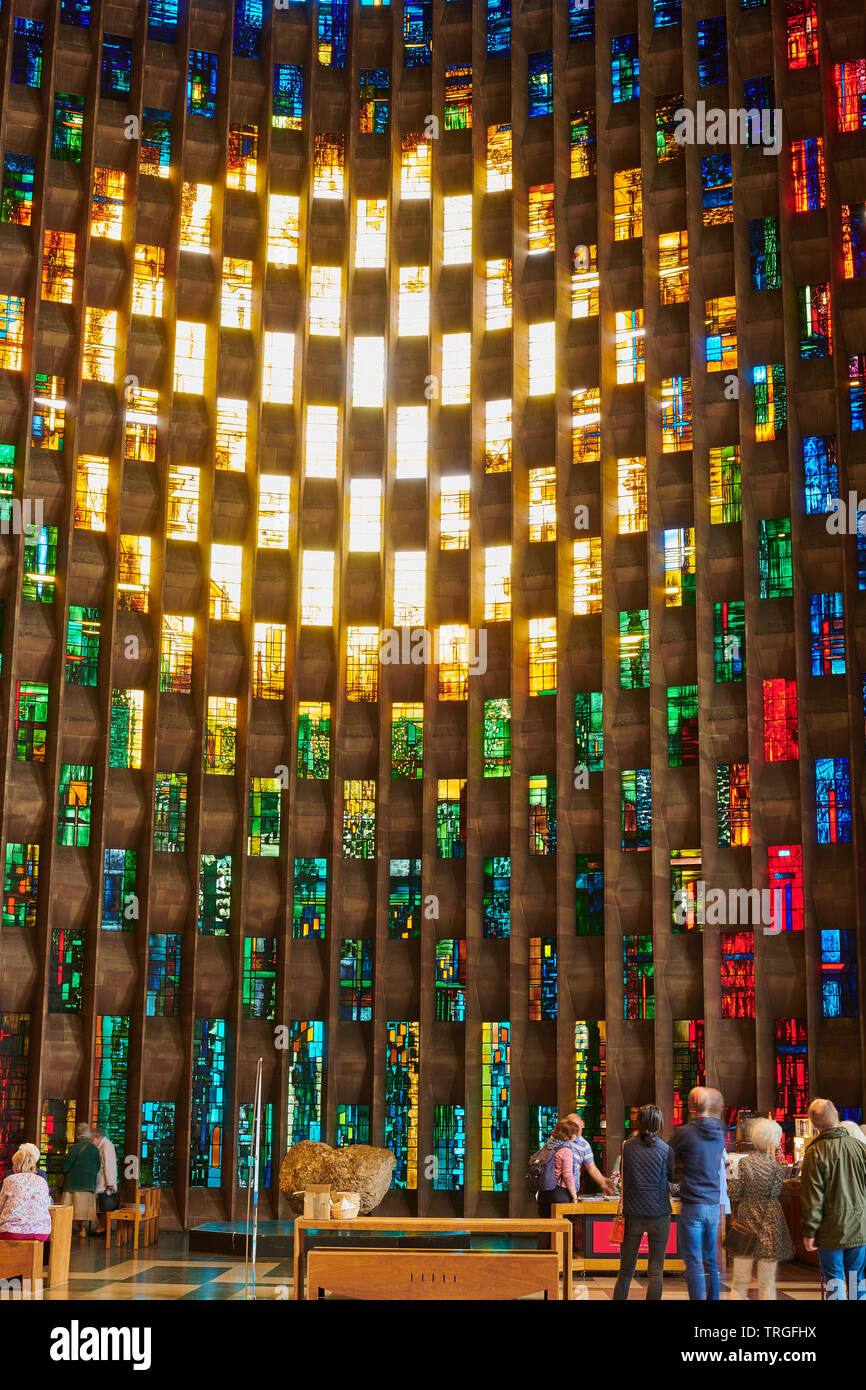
[800,1098,866,1300]
[669,1086,727,1300]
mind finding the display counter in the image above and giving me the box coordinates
[779,1178,819,1267]
[557,1197,685,1273]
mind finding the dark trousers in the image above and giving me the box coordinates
[612,1214,671,1301]
[538,1187,576,1250]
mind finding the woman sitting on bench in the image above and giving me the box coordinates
[0,1143,52,1244]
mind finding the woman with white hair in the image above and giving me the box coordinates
[839,1120,866,1147]
[726,1117,793,1300]
[0,1143,53,1241]
[60,1123,101,1238]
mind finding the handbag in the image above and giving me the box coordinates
[98,1190,120,1213]
[723,1216,756,1257]
[609,1143,626,1245]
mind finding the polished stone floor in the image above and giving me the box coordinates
[19,1233,826,1301]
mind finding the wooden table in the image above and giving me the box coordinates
[292,1216,574,1300]
[557,1198,686,1273]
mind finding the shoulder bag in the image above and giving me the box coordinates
[609,1142,626,1245]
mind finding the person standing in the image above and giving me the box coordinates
[800,1098,866,1300]
[669,1086,727,1300]
[93,1126,118,1236]
[726,1118,793,1300]
[533,1111,614,1211]
[612,1104,675,1302]
[61,1123,101,1238]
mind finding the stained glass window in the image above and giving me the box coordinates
[385,1021,419,1188]
[714,602,746,682]
[190,1019,225,1186]
[574,692,603,773]
[339,940,373,1023]
[763,679,798,762]
[697,16,727,86]
[529,939,557,1021]
[3,844,39,930]
[717,761,750,845]
[624,936,654,1020]
[815,759,851,844]
[273,64,303,130]
[483,857,510,939]
[0,1014,30,1181]
[248,777,281,855]
[293,858,327,939]
[433,1106,465,1190]
[768,845,804,933]
[809,592,845,675]
[48,928,84,1011]
[141,1101,175,1186]
[667,686,699,767]
[243,938,277,1020]
[820,930,858,1019]
[57,764,92,847]
[390,859,421,940]
[483,698,511,777]
[673,1021,705,1127]
[287,1021,324,1144]
[529,775,556,855]
[575,854,603,937]
[199,855,231,935]
[611,34,639,103]
[154,772,187,852]
[188,51,218,117]
[481,1022,509,1191]
[147,936,181,1017]
[102,848,136,931]
[391,704,423,779]
[622,769,651,851]
[722,933,755,1019]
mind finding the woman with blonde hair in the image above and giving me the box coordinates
[839,1119,866,1147]
[0,1144,53,1241]
[726,1117,793,1300]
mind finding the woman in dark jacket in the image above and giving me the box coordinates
[613,1104,675,1301]
[726,1117,793,1300]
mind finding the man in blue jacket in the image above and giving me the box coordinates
[669,1086,727,1300]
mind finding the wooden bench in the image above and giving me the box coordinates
[0,1204,72,1294]
[293,1217,573,1301]
[307,1248,561,1300]
[105,1184,161,1251]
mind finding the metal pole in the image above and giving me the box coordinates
[243,1058,263,1300]
[249,1057,263,1299]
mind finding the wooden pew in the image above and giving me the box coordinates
[47,1203,73,1288]
[0,1204,73,1294]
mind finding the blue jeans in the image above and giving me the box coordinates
[678,1203,721,1301]
[818,1246,866,1300]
